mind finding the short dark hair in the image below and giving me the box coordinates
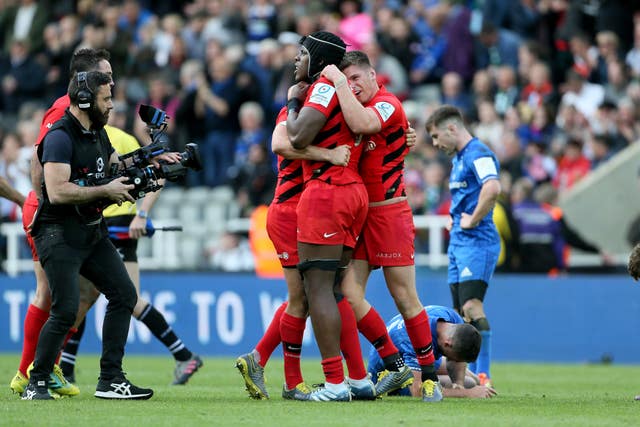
[339,50,371,71]
[68,71,112,106]
[69,48,111,77]
[425,105,464,132]
[450,323,482,362]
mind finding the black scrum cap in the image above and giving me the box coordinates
[300,31,347,79]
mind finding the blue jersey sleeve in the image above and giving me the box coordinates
[41,129,73,165]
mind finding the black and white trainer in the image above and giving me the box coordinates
[94,376,153,400]
[21,379,55,400]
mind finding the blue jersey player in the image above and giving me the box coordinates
[425,105,501,386]
[367,305,496,398]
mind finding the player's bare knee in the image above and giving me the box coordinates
[462,299,484,320]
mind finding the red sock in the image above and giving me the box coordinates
[405,310,435,366]
[19,304,49,376]
[255,302,287,367]
[321,355,344,384]
[337,298,367,380]
[357,307,399,359]
[280,311,306,389]
[55,327,78,365]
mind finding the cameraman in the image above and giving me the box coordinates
[22,71,153,400]
[59,104,203,386]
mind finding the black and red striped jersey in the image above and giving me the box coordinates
[358,86,409,203]
[272,107,303,205]
[300,77,363,185]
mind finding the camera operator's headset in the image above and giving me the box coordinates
[76,71,93,111]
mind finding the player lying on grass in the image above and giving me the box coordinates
[367,305,497,398]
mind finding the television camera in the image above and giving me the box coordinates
[75,105,202,206]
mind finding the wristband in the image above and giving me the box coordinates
[287,98,302,114]
[137,210,148,219]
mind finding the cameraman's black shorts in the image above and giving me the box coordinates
[105,214,139,263]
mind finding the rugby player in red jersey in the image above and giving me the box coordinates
[322,51,443,401]
[235,105,354,400]
[285,31,371,402]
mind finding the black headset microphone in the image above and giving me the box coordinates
[76,71,94,111]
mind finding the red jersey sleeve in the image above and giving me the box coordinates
[35,95,70,146]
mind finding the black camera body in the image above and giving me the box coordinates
[74,105,202,207]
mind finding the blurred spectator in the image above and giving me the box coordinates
[337,0,374,51]
[568,31,598,81]
[440,0,475,82]
[533,182,612,272]
[200,53,245,187]
[421,160,448,215]
[519,104,557,148]
[603,60,629,102]
[591,30,622,84]
[475,20,521,71]
[407,2,448,86]
[206,231,255,272]
[175,59,207,186]
[499,130,525,182]
[153,13,185,68]
[616,97,640,145]
[511,177,564,274]
[0,38,46,115]
[362,37,408,98]
[244,0,279,55]
[559,68,605,125]
[493,65,519,117]
[625,20,640,80]
[229,143,276,218]
[473,100,503,153]
[377,11,420,75]
[520,61,555,109]
[405,168,425,215]
[230,101,269,171]
[0,131,29,220]
[40,21,72,101]
[271,32,299,113]
[180,8,208,61]
[1,0,49,54]
[522,141,556,186]
[133,72,180,145]
[470,69,495,110]
[552,138,591,193]
[591,101,628,150]
[517,40,547,85]
[118,0,154,45]
[440,71,472,118]
[588,133,614,170]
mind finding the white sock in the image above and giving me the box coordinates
[347,375,371,387]
[324,380,347,392]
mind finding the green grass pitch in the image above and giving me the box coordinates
[1,354,639,427]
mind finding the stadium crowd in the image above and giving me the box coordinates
[1,0,640,272]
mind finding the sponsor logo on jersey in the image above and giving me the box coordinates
[309,83,335,108]
[374,101,395,122]
[449,181,468,189]
[366,140,376,151]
